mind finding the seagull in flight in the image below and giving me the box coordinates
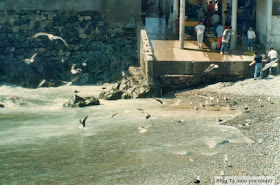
[28,32,70,47]
[204,64,219,72]
[80,116,88,128]
[262,59,278,71]
[23,52,38,64]
[145,112,151,119]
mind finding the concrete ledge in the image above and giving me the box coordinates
[159,74,246,92]
[154,60,270,77]
[140,29,154,85]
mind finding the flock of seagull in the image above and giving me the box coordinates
[79,98,160,131]
[23,32,69,64]
[23,32,87,85]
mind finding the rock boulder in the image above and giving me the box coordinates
[63,95,100,107]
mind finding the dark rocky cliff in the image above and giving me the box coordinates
[0,10,138,88]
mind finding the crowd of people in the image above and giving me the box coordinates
[193,1,278,79]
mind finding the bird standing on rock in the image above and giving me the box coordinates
[71,64,82,75]
[193,176,201,184]
[121,71,128,80]
[81,59,88,67]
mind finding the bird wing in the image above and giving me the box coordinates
[154,98,163,104]
[137,108,144,112]
[28,32,50,39]
[204,65,213,72]
[111,112,118,118]
[30,52,38,61]
[263,59,279,71]
[262,63,271,71]
[83,116,88,123]
[53,36,70,47]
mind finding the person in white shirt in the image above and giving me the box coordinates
[220,27,239,54]
[195,20,205,49]
[267,47,278,75]
[247,27,256,51]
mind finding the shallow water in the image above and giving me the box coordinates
[0,85,250,184]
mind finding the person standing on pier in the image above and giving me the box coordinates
[207,1,215,16]
[267,47,278,76]
[220,27,239,54]
[211,11,220,37]
[249,51,263,80]
[216,22,224,49]
[247,27,256,51]
[195,20,205,50]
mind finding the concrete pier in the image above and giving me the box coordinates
[152,40,254,77]
[141,17,266,91]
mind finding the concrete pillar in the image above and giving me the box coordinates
[173,0,179,35]
[267,0,273,48]
[231,0,238,50]
[163,0,167,18]
[222,0,227,26]
[179,0,186,49]
[202,0,207,12]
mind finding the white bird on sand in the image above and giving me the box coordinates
[71,64,82,75]
[199,102,205,108]
[28,32,70,47]
[23,52,38,64]
[137,124,153,134]
[193,176,201,184]
[224,154,228,163]
[193,106,199,111]
[204,63,219,72]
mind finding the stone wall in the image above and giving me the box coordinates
[0,0,101,11]
[0,10,138,88]
[101,0,141,25]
